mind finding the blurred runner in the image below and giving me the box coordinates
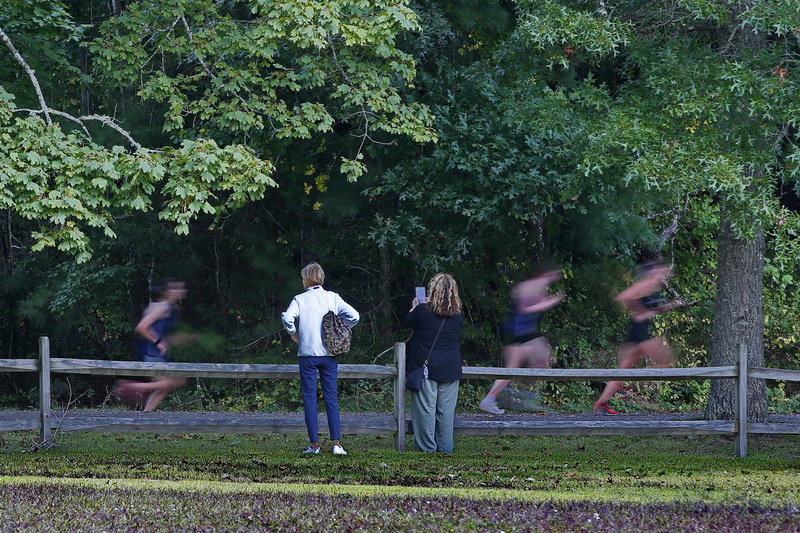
[479,261,564,415]
[593,261,683,414]
[115,279,192,411]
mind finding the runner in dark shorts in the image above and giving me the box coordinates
[479,261,564,415]
[114,279,191,411]
[593,262,682,415]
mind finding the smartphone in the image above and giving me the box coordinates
[415,286,427,303]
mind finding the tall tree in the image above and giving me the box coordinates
[704,1,770,422]
[375,0,799,408]
[0,0,435,262]
[511,0,799,421]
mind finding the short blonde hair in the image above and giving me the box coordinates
[301,262,325,288]
[427,273,461,318]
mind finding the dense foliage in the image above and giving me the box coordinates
[2,0,800,411]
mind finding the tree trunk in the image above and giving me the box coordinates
[705,209,767,422]
[377,244,394,340]
[110,0,125,17]
[706,1,769,423]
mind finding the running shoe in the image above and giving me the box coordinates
[302,445,321,454]
[593,402,619,415]
[332,445,348,456]
[479,398,505,415]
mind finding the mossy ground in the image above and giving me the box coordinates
[2,431,799,530]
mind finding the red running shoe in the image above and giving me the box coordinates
[593,402,619,415]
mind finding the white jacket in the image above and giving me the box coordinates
[281,285,360,357]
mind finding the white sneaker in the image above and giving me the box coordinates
[302,445,320,454]
[332,445,348,456]
[479,398,505,415]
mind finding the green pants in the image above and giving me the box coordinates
[410,379,459,453]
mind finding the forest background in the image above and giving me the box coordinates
[1,0,799,418]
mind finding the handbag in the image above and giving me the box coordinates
[321,292,352,356]
[406,318,445,392]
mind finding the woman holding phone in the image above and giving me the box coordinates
[404,273,463,453]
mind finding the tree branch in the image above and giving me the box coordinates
[327,33,374,158]
[0,26,52,126]
[14,108,92,138]
[180,16,214,79]
[82,114,146,151]
[12,108,149,152]
[2,27,150,153]
[179,16,250,110]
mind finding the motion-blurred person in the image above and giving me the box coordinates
[593,261,683,414]
[404,273,463,453]
[115,279,191,411]
[479,261,564,415]
[282,262,359,456]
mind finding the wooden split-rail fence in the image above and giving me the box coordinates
[2,337,800,457]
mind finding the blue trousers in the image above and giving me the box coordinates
[409,379,459,453]
[299,356,341,442]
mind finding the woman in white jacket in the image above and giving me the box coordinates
[282,263,359,455]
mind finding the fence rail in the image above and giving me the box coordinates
[461,366,740,380]
[2,338,800,457]
[47,359,396,380]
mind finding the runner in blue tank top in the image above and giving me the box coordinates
[114,279,191,411]
[479,261,565,415]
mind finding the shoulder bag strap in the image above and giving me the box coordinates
[424,318,446,366]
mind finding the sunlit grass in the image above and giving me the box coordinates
[2,431,799,506]
[3,476,800,532]
[3,431,800,530]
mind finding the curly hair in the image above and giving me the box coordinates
[426,273,461,318]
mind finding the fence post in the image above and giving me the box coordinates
[39,336,52,445]
[735,343,748,458]
[393,342,406,451]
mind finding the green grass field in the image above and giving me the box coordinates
[2,431,799,531]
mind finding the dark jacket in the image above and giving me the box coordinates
[403,303,463,383]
